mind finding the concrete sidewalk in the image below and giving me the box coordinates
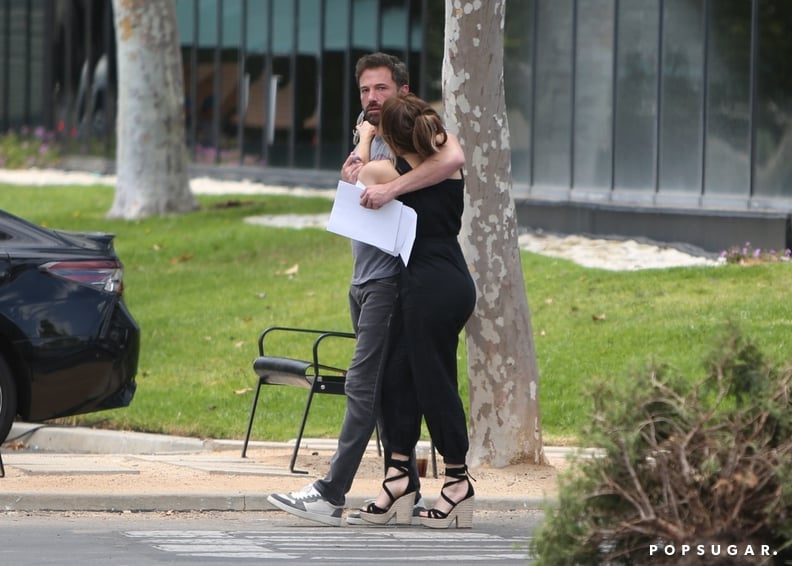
[0,423,565,514]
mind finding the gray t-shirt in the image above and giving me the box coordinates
[350,133,402,285]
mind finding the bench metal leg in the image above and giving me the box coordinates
[241,377,320,475]
[241,377,265,458]
[374,424,382,456]
[288,388,318,474]
[241,374,383,474]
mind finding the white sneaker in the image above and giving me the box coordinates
[267,484,344,527]
[346,495,427,526]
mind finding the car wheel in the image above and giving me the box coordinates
[0,356,17,444]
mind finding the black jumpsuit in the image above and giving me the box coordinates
[381,157,476,466]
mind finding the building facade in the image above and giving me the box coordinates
[1,0,790,251]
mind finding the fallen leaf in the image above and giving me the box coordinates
[235,387,253,395]
[234,341,245,348]
[3,440,25,451]
[592,313,607,321]
[275,263,299,277]
[169,253,194,264]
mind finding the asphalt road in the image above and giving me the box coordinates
[1,509,542,565]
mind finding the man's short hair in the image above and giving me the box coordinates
[355,52,409,89]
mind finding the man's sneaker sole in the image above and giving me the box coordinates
[267,494,343,527]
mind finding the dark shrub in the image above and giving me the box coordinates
[531,326,792,565]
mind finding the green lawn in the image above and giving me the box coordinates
[2,183,790,446]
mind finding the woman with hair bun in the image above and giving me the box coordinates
[356,92,477,529]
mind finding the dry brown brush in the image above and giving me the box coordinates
[532,328,792,565]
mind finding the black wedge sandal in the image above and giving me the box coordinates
[420,465,475,529]
[359,458,417,525]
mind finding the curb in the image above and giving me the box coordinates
[0,493,555,514]
[1,423,561,513]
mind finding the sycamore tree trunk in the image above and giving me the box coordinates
[109,0,197,219]
[444,0,546,467]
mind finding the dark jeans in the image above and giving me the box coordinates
[313,275,419,506]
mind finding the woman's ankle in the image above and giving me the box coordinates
[371,457,413,510]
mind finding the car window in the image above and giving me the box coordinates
[0,212,55,244]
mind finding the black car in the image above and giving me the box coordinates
[0,209,139,443]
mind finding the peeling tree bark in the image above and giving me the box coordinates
[444,0,546,467]
[109,0,197,219]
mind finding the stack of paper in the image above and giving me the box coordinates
[326,180,417,265]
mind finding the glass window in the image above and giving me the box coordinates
[272,0,294,55]
[421,0,445,103]
[704,0,751,196]
[352,0,378,51]
[4,0,31,127]
[573,0,615,191]
[533,0,573,189]
[754,0,792,198]
[614,0,659,192]
[318,0,350,168]
[299,0,321,55]
[659,0,705,194]
[198,0,218,45]
[175,0,194,44]
[29,3,46,125]
[246,0,270,53]
[325,0,349,51]
[381,2,408,51]
[222,0,243,49]
[504,0,534,187]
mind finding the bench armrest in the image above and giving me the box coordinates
[257,326,356,374]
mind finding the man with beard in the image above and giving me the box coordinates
[267,53,465,526]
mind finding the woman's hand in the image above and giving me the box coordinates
[355,120,376,142]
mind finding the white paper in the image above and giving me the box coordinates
[326,180,416,265]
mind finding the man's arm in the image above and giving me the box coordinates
[360,132,465,209]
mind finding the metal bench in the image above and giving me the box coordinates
[241,325,437,477]
[241,326,358,474]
